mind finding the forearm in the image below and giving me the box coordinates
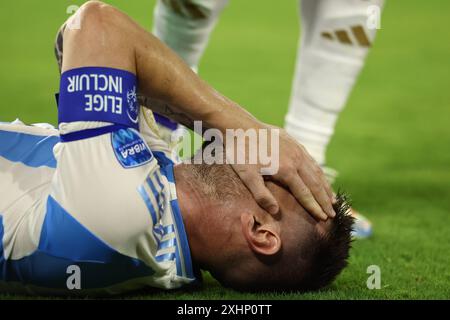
[137,95,195,129]
[133,19,264,133]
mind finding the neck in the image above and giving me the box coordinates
[173,164,212,270]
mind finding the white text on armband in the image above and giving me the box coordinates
[66,74,124,115]
[67,74,123,94]
[84,94,123,114]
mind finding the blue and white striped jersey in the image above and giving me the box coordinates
[0,110,196,296]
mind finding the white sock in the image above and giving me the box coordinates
[285,0,384,165]
[152,0,229,70]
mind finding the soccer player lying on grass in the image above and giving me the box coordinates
[0,1,352,295]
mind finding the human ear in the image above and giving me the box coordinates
[240,213,281,256]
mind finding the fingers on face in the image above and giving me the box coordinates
[308,177,336,218]
[276,174,323,220]
[235,167,279,214]
[295,156,335,217]
[312,163,335,204]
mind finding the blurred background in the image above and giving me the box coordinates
[0,0,449,299]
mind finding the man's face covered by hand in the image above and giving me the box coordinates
[184,163,352,292]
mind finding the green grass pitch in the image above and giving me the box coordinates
[0,0,449,299]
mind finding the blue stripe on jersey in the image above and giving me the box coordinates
[152,154,182,275]
[164,225,175,234]
[156,252,176,263]
[153,113,178,131]
[152,224,176,247]
[0,130,59,168]
[154,172,165,192]
[154,221,172,234]
[146,177,163,212]
[154,172,168,210]
[170,198,193,279]
[153,152,175,182]
[0,197,154,290]
[137,185,158,225]
[154,224,164,235]
[154,151,195,280]
[152,224,164,245]
[158,237,176,250]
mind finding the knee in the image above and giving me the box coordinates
[80,0,105,13]
[60,1,136,72]
[66,1,119,34]
[81,1,114,28]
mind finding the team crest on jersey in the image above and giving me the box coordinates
[126,86,139,124]
[111,128,153,168]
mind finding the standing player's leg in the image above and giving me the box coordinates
[286,0,384,167]
[152,0,229,145]
[152,0,229,72]
[285,0,384,238]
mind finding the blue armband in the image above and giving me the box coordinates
[57,67,139,130]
